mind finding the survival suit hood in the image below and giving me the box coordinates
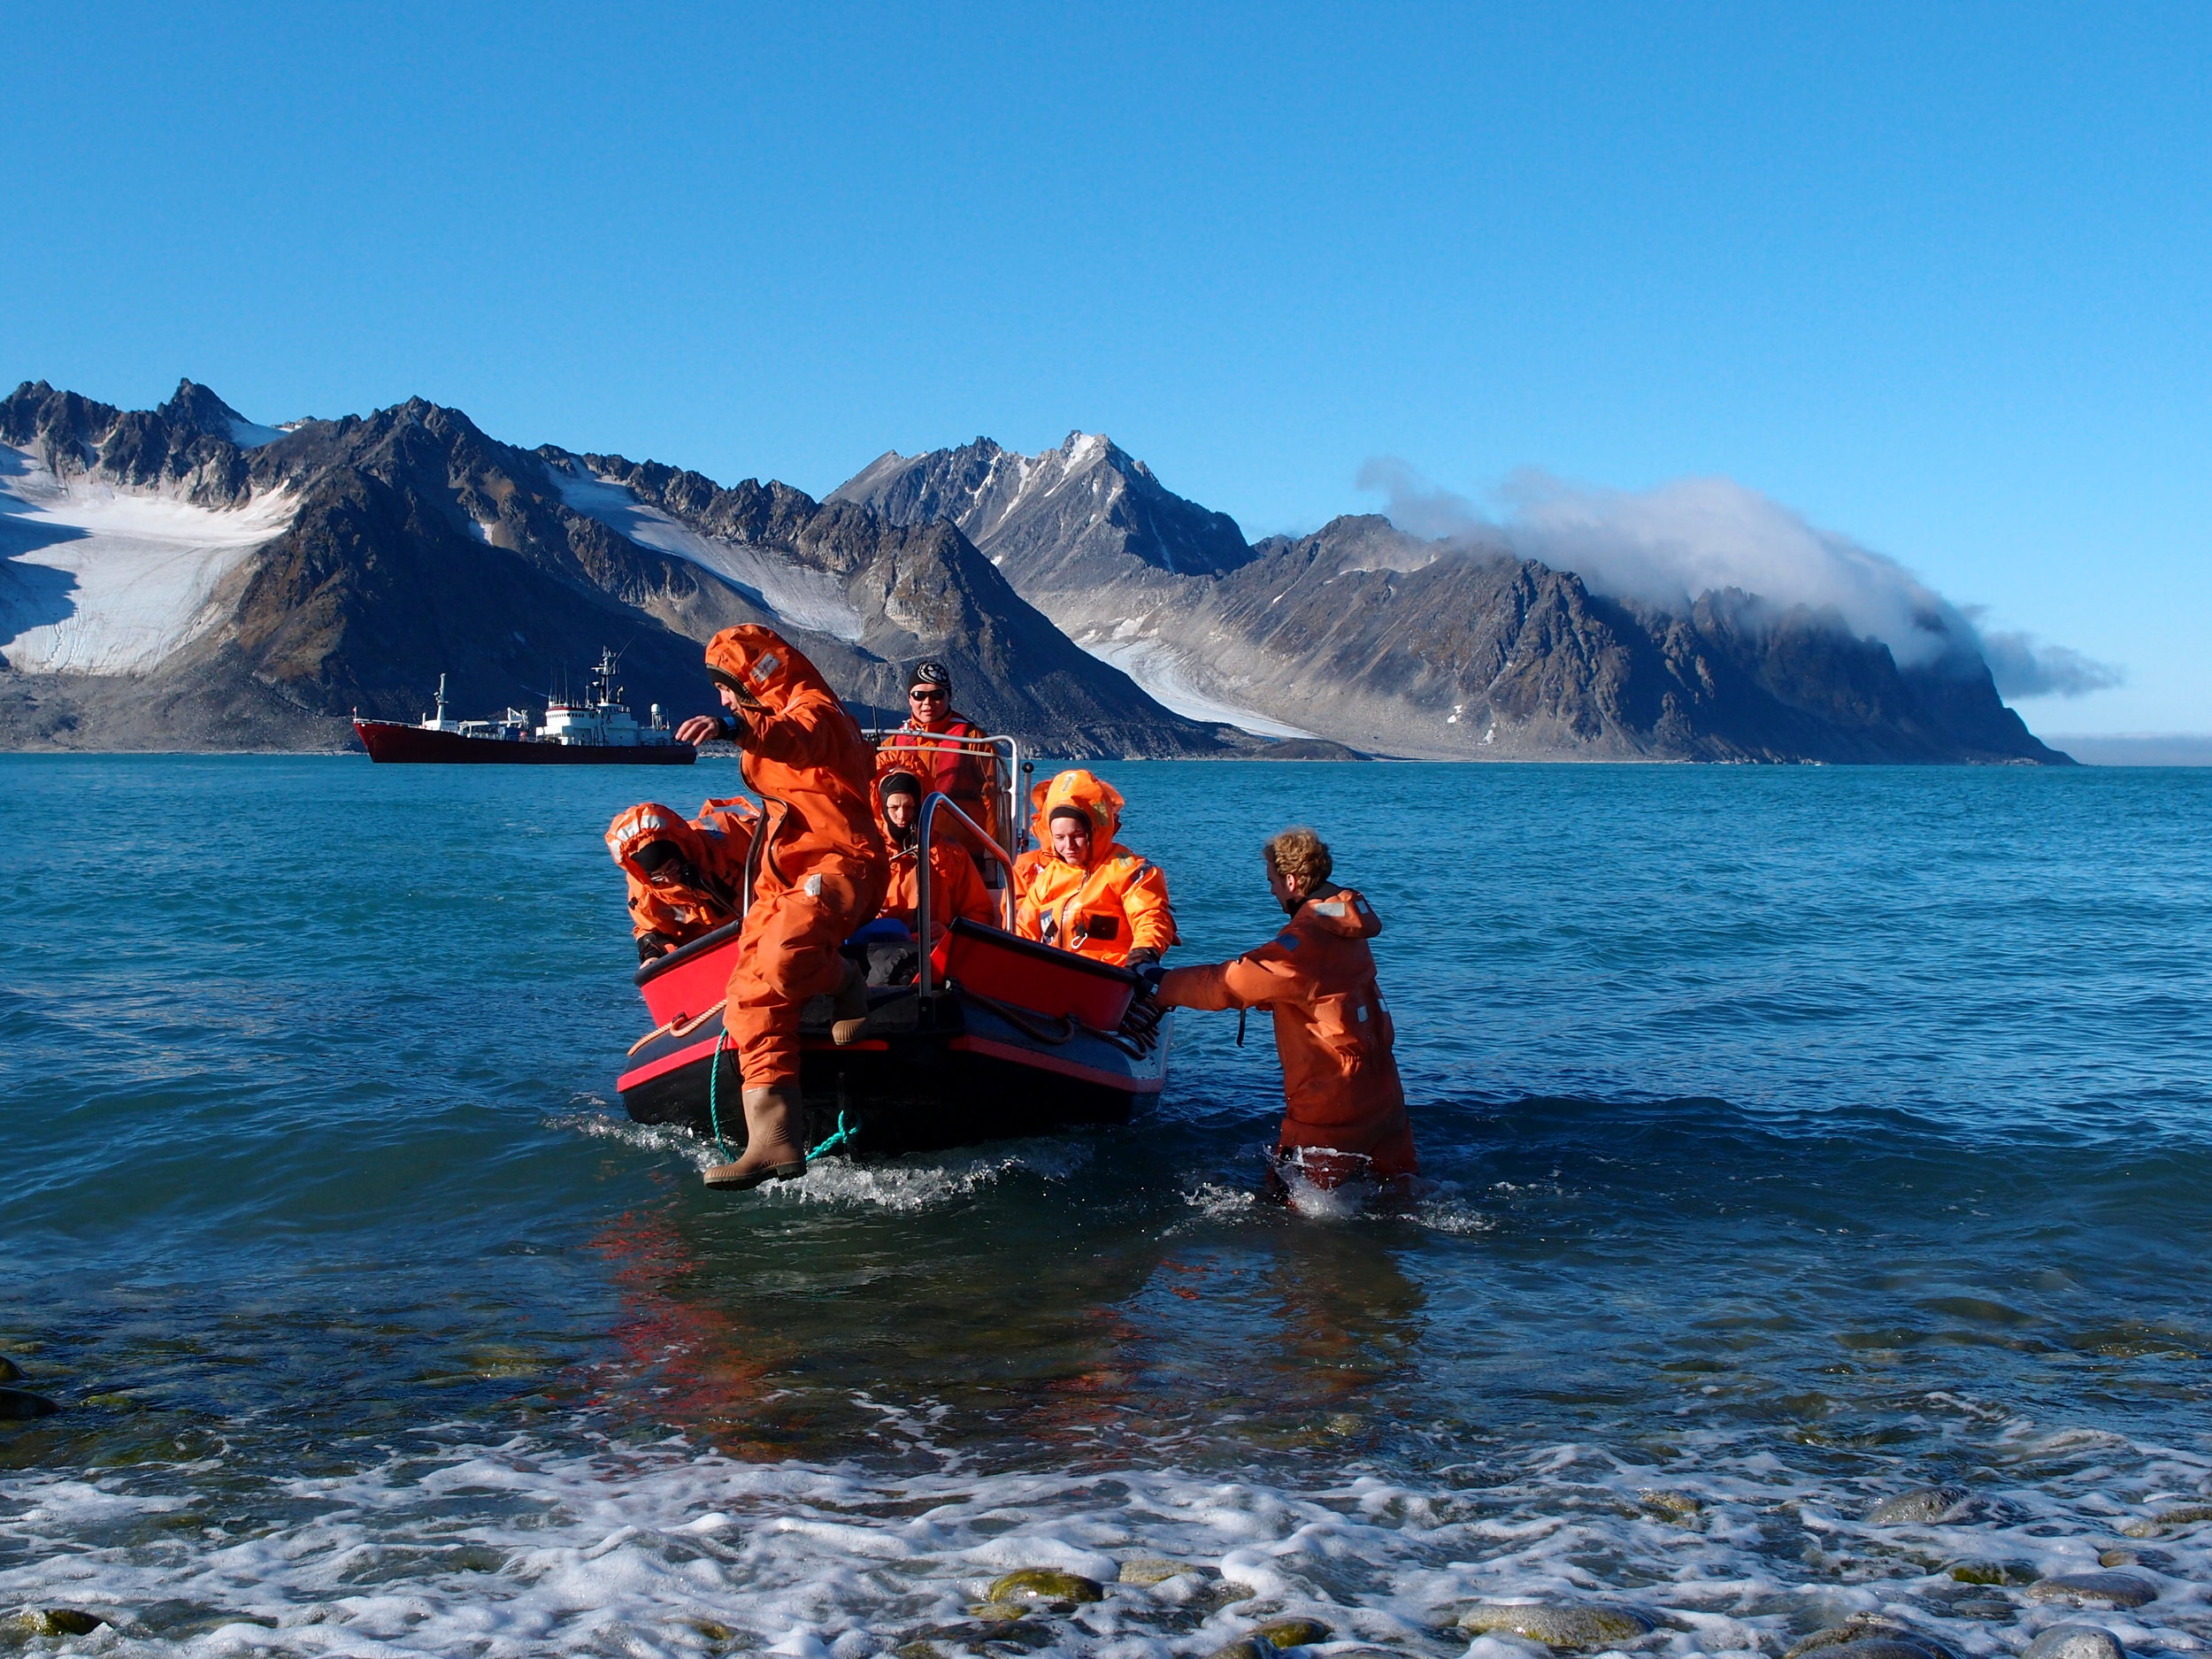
[606,803,714,885]
[1032,768,1124,857]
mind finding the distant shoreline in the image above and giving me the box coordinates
[2039,733,2212,766]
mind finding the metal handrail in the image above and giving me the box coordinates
[915,792,1018,997]
[864,729,1027,856]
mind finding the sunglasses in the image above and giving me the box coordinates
[909,688,948,702]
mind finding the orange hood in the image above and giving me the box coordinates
[705,625,842,722]
[606,803,711,882]
[1033,768,1125,857]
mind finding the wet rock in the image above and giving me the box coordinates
[2119,1504,2212,1538]
[687,1621,734,1643]
[1121,1556,1202,1586]
[1456,1603,1655,1648]
[1785,1621,1953,1659]
[894,1645,943,1659]
[1947,1560,2038,1586]
[985,1569,1104,1607]
[1948,1601,2014,1622]
[914,1621,1056,1653]
[0,1356,21,1382]
[967,1602,1034,1622]
[2026,1575,2155,1610]
[1249,1617,1333,1647]
[1637,1489,1701,1521]
[2023,1628,2128,1659]
[0,1387,59,1418]
[2098,1548,2170,1571]
[1210,1640,1276,1659]
[41,1610,110,1637]
[1866,1486,1971,1525]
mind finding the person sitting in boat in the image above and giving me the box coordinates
[1012,768,1174,969]
[605,797,758,963]
[878,768,996,937]
[674,626,890,1193]
[1148,827,1416,1198]
[879,659,1000,856]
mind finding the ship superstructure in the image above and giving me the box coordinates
[354,650,695,764]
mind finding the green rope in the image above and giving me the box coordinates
[807,1110,856,1161]
[706,1026,736,1163]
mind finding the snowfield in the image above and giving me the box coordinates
[1078,630,1317,738]
[0,447,299,675]
[552,463,865,643]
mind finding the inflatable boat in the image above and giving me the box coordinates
[616,784,1171,1157]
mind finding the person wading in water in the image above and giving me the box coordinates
[1148,827,1415,1199]
[675,626,889,1192]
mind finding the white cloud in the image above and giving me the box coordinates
[1357,458,2120,695]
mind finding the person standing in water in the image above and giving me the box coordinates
[1149,827,1415,1196]
[675,626,888,1192]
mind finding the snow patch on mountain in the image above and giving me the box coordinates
[1076,631,1317,739]
[550,462,864,642]
[0,447,298,674]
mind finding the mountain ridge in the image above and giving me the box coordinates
[835,436,2071,764]
[0,380,1244,757]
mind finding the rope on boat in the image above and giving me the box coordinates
[706,1025,736,1164]
[807,1110,857,1161]
[958,988,1079,1046]
[627,999,728,1056]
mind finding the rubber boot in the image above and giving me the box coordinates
[703,1086,808,1190]
[830,957,871,1046]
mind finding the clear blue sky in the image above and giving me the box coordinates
[7,3,2207,733]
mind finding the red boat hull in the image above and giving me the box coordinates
[355,721,695,764]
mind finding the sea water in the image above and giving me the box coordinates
[3,756,2209,1657]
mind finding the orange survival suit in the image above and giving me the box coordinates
[606,797,759,957]
[1013,769,1175,967]
[708,626,889,1089]
[876,767,996,939]
[1154,887,1415,1187]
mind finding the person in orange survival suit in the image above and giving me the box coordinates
[1148,827,1416,1197]
[877,769,996,937]
[1012,768,1174,969]
[674,626,889,1192]
[605,796,759,962]
[879,659,1000,856]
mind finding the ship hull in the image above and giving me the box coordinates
[355,721,695,764]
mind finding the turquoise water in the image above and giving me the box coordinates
[3,756,2210,1655]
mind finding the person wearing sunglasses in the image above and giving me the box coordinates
[879,660,1000,860]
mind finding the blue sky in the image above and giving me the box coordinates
[6,3,2207,733]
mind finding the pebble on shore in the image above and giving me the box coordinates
[1456,1603,1655,1649]
[2022,1627,2129,1659]
[2025,1574,2157,1610]
[0,1387,60,1419]
[1784,1619,1955,1659]
[1865,1486,1972,1525]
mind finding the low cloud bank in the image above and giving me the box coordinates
[1356,459,2119,700]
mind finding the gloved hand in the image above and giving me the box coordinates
[637,931,678,964]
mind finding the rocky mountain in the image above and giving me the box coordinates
[835,439,2071,764]
[0,381,1240,757]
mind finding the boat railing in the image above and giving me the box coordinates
[862,730,1027,859]
[914,792,1019,998]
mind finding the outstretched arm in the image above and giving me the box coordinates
[1155,945,1306,1011]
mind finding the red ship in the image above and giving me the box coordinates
[354,652,696,765]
